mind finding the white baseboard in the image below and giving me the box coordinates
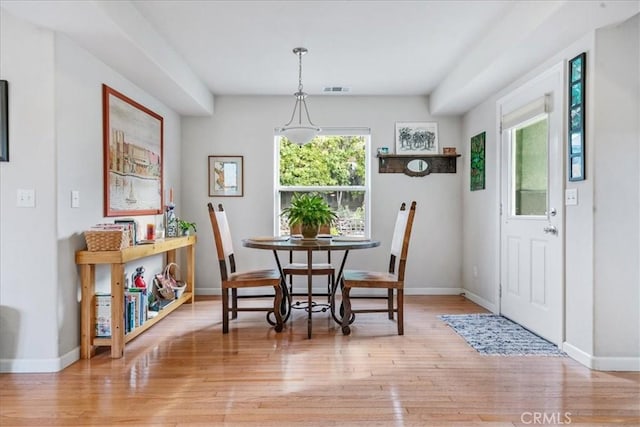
[196,287,219,296]
[404,287,463,295]
[0,347,79,373]
[563,342,640,371]
[195,287,465,296]
[562,342,593,368]
[461,289,497,313]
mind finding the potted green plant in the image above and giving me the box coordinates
[281,193,337,239]
[177,219,197,236]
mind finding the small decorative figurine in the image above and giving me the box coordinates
[132,266,147,289]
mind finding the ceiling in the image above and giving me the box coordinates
[2,1,639,116]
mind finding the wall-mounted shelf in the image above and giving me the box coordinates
[377,153,461,176]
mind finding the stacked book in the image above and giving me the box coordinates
[94,288,149,337]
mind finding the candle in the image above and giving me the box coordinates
[169,188,173,203]
[146,224,155,240]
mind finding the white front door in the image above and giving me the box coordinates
[498,63,564,345]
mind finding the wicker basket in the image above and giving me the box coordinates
[84,229,130,251]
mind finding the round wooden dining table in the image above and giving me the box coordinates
[242,236,380,338]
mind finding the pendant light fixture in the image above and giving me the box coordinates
[279,47,320,145]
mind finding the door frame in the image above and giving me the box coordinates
[495,61,566,344]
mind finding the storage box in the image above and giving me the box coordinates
[84,229,130,251]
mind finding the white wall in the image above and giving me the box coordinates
[592,14,639,360]
[461,101,500,311]
[182,96,464,296]
[54,33,183,359]
[461,14,640,369]
[0,10,183,372]
[0,9,58,370]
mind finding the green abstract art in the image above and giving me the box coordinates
[568,52,586,181]
[470,132,485,191]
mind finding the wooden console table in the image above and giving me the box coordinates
[75,235,196,359]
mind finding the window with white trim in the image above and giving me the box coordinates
[275,130,370,237]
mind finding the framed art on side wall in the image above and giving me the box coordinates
[0,80,8,162]
[568,52,586,181]
[470,131,486,191]
[209,156,244,197]
[103,84,164,216]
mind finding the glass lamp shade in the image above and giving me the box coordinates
[280,126,320,145]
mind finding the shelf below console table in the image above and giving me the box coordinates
[377,153,461,176]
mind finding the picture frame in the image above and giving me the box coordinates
[103,84,164,216]
[209,155,244,197]
[395,122,438,154]
[0,80,8,162]
[470,131,486,191]
[568,52,586,181]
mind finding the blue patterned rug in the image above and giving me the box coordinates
[438,314,566,356]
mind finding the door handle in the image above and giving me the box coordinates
[543,225,558,235]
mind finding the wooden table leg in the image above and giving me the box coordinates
[185,244,195,303]
[307,250,313,339]
[79,264,95,359]
[110,263,125,358]
[331,250,350,325]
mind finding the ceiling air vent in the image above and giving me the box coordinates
[323,86,351,94]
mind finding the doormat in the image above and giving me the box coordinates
[438,314,566,356]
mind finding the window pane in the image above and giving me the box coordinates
[512,117,548,216]
[279,190,365,236]
[279,136,366,186]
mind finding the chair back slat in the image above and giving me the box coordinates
[400,201,417,260]
[208,202,235,279]
[215,210,235,257]
[389,201,416,280]
[390,204,409,257]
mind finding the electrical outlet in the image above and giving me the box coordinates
[17,189,35,208]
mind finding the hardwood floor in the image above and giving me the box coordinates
[1,296,638,426]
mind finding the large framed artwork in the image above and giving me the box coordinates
[0,80,8,162]
[395,122,438,154]
[103,84,164,216]
[470,131,486,191]
[208,156,244,197]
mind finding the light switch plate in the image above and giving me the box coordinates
[565,188,578,206]
[71,190,80,208]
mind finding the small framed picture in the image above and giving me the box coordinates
[0,80,8,162]
[470,132,486,191]
[568,52,586,181]
[208,155,244,197]
[395,122,438,154]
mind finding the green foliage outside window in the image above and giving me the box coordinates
[279,136,365,186]
[278,135,367,236]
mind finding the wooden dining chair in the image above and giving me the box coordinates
[340,201,417,336]
[207,202,284,333]
[283,224,335,307]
